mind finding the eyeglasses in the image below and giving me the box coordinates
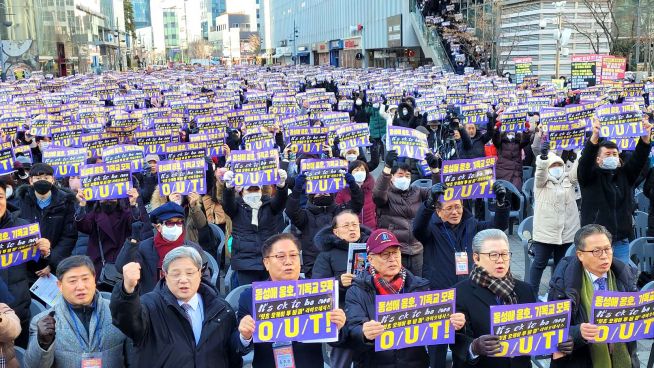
[163,220,184,227]
[440,205,463,214]
[266,253,301,262]
[374,250,401,261]
[167,269,199,281]
[337,222,360,230]
[578,247,613,258]
[478,252,512,261]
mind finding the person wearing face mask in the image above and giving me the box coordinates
[286,169,363,278]
[492,120,532,189]
[461,111,497,159]
[335,160,376,229]
[528,144,580,298]
[114,202,209,295]
[222,169,289,286]
[28,137,52,164]
[352,95,371,124]
[578,117,652,264]
[366,101,387,170]
[393,101,418,128]
[12,156,31,187]
[15,163,77,278]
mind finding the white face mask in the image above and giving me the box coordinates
[548,167,564,179]
[356,99,362,106]
[402,109,408,116]
[600,156,619,170]
[372,103,380,109]
[172,198,183,206]
[5,186,13,198]
[39,141,51,151]
[506,133,515,141]
[243,192,262,207]
[160,224,183,241]
[345,154,358,162]
[353,171,366,183]
[393,177,411,191]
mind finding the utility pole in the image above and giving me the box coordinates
[293,19,298,66]
[183,0,189,64]
[635,0,642,74]
[554,4,563,78]
[115,17,123,71]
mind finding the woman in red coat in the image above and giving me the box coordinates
[336,160,377,229]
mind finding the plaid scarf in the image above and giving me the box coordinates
[469,265,518,305]
[369,266,406,295]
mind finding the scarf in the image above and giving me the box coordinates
[154,229,186,269]
[469,265,518,305]
[248,200,262,227]
[580,270,631,368]
[369,266,406,295]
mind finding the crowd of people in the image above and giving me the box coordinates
[0,59,652,368]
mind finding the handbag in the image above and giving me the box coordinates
[97,228,123,288]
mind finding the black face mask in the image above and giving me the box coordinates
[100,201,118,214]
[312,195,334,207]
[33,180,52,195]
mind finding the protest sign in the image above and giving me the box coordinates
[346,243,368,277]
[153,116,182,131]
[590,290,654,343]
[596,103,644,139]
[13,145,32,163]
[195,114,228,132]
[229,149,279,187]
[189,132,226,157]
[165,141,208,161]
[337,99,354,112]
[441,157,495,200]
[244,114,277,130]
[243,126,276,151]
[319,112,350,129]
[499,112,527,133]
[565,102,599,128]
[102,145,144,172]
[0,223,41,269]
[375,289,456,351]
[570,55,598,90]
[80,133,119,157]
[134,130,176,155]
[541,109,586,150]
[514,57,533,84]
[42,146,87,177]
[385,126,429,160]
[226,110,246,129]
[599,56,626,83]
[458,104,488,126]
[80,163,132,201]
[299,158,347,194]
[490,300,571,357]
[50,124,83,147]
[252,278,338,343]
[0,141,14,175]
[157,159,207,196]
[336,123,371,150]
[286,126,329,154]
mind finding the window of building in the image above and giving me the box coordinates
[43,12,54,22]
[57,11,66,21]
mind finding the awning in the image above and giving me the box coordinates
[297,51,310,57]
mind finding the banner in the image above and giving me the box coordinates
[286,126,329,154]
[102,145,145,172]
[590,290,654,343]
[229,149,279,187]
[157,159,207,196]
[514,57,533,85]
[458,104,488,126]
[0,141,14,175]
[599,56,626,83]
[42,146,87,177]
[375,289,456,351]
[251,278,338,343]
[570,55,598,90]
[490,300,571,357]
[165,142,208,161]
[440,157,495,200]
[0,223,41,269]
[300,158,347,194]
[337,123,371,151]
[499,112,527,133]
[596,103,644,139]
[80,163,132,201]
[542,109,586,150]
[346,243,368,277]
[385,126,429,160]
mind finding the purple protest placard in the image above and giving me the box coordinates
[490,300,571,357]
[459,104,489,126]
[286,126,329,154]
[157,159,207,196]
[228,150,279,187]
[50,124,83,147]
[440,157,496,200]
[299,158,348,194]
[590,290,654,343]
[134,130,177,155]
[243,126,276,151]
[385,126,429,160]
[499,112,527,133]
[375,289,456,352]
[165,142,208,161]
[80,163,133,201]
[0,142,14,175]
[337,123,371,150]
[42,146,87,177]
[0,223,41,269]
[80,133,119,157]
[102,145,145,172]
[189,131,226,157]
[252,278,338,343]
[596,103,644,138]
[541,109,586,150]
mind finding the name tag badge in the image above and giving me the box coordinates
[455,251,469,275]
[81,352,102,368]
[272,341,296,368]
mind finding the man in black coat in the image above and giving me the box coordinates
[461,112,496,159]
[547,224,639,368]
[15,163,77,276]
[286,172,363,277]
[111,246,250,368]
[577,117,652,264]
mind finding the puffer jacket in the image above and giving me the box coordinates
[335,174,376,229]
[0,303,21,368]
[366,105,387,139]
[492,130,531,189]
[372,172,431,255]
[393,102,418,129]
[643,167,654,236]
[344,270,430,368]
[533,153,580,244]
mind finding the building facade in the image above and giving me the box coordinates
[133,0,152,29]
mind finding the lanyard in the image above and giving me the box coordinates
[440,224,463,253]
[66,302,103,353]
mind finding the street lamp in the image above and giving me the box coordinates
[114,19,123,71]
[540,1,570,78]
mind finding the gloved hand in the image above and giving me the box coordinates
[37,311,56,349]
[344,172,357,187]
[493,182,508,207]
[277,169,288,188]
[425,152,440,169]
[293,174,306,193]
[471,335,501,356]
[540,140,549,160]
[567,150,578,163]
[384,150,398,168]
[131,222,143,242]
[426,183,447,209]
[223,170,235,188]
[557,337,574,355]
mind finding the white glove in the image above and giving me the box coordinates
[277,169,288,188]
[223,170,235,188]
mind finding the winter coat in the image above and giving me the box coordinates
[111,280,248,368]
[413,203,510,290]
[353,106,371,124]
[462,118,495,158]
[492,131,531,189]
[15,185,78,273]
[286,186,363,274]
[344,270,430,368]
[366,105,387,139]
[533,153,580,245]
[578,138,649,241]
[531,130,581,200]
[372,172,433,255]
[452,278,535,368]
[547,256,639,368]
[335,174,377,229]
[25,293,132,368]
[223,187,288,271]
[642,168,654,236]
[393,103,418,129]
[0,303,21,368]
[312,225,372,306]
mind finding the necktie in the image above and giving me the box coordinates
[181,303,193,324]
[595,277,607,291]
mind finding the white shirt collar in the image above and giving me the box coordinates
[584,269,607,283]
[177,293,201,311]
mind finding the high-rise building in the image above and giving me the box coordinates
[133,0,152,29]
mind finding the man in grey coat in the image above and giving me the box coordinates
[25,256,132,367]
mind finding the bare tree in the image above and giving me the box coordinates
[187,39,213,60]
